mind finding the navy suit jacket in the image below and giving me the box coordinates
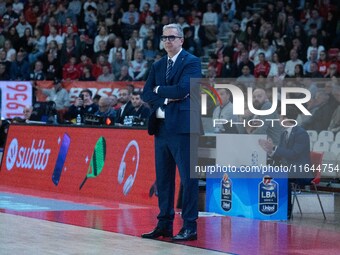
[142,49,202,135]
[273,125,312,178]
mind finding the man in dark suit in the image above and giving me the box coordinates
[141,23,202,241]
[259,105,313,219]
[115,88,134,125]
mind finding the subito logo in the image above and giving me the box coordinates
[6,138,18,170]
[5,138,51,171]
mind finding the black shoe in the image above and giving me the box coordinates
[172,228,197,241]
[141,227,173,239]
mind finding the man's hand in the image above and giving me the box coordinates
[74,97,84,107]
[258,138,274,154]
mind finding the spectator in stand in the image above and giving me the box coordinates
[25,4,40,27]
[43,15,59,36]
[214,39,225,64]
[96,0,109,20]
[236,51,254,77]
[285,49,304,77]
[2,39,16,62]
[268,52,282,78]
[190,15,208,57]
[12,0,23,15]
[167,3,184,23]
[112,51,128,79]
[248,40,261,65]
[106,6,123,38]
[29,60,45,81]
[0,49,10,71]
[79,64,96,81]
[3,3,19,25]
[128,51,148,81]
[292,64,304,78]
[93,26,110,53]
[97,65,115,82]
[122,3,139,25]
[92,54,111,79]
[5,26,19,50]
[45,40,61,64]
[10,51,30,80]
[84,5,98,39]
[43,52,62,80]
[126,38,142,62]
[304,9,323,32]
[115,88,134,125]
[221,55,236,78]
[18,28,33,53]
[46,26,63,50]
[55,2,76,25]
[139,2,153,24]
[130,29,144,50]
[62,56,80,81]
[306,36,325,61]
[272,63,286,83]
[254,53,270,78]
[28,28,46,64]
[144,29,159,52]
[139,16,155,39]
[23,105,33,121]
[317,51,329,76]
[177,15,190,31]
[94,96,116,119]
[60,37,80,66]
[306,62,323,78]
[68,0,82,18]
[40,79,70,113]
[325,63,339,78]
[122,14,140,43]
[207,53,222,78]
[202,3,218,44]
[61,17,78,35]
[303,49,318,74]
[16,14,32,38]
[108,37,126,64]
[64,88,98,123]
[77,54,93,75]
[129,91,150,122]
[230,22,246,47]
[116,65,132,81]
[0,63,9,80]
[236,64,255,88]
[259,38,274,63]
[143,38,157,63]
[140,0,156,13]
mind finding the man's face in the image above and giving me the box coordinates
[81,92,92,105]
[162,28,183,57]
[23,107,32,119]
[217,89,230,106]
[131,95,142,108]
[118,89,130,104]
[253,90,266,109]
[98,99,110,113]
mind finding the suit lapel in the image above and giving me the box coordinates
[168,50,187,82]
[287,127,297,147]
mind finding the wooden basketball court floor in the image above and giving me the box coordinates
[1,185,340,255]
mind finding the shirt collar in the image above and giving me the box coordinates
[168,48,182,64]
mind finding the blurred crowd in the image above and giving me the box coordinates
[0,0,338,143]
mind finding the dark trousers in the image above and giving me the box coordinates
[155,121,199,231]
